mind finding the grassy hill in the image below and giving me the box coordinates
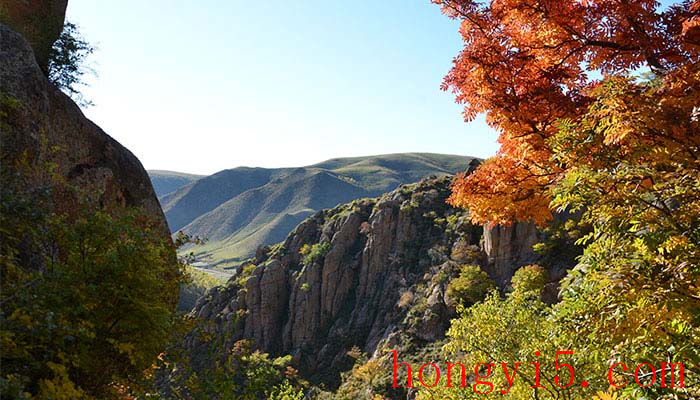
[158,153,476,268]
[148,170,203,198]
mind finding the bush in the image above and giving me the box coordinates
[511,264,547,297]
[1,207,182,398]
[0,154,182,398]
[446,265,495,306]
[162,339,306,399]
[299,241,330,265]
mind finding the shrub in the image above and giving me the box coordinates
[1,141,182,398]
[511,264,547,297]
[446,265,495,306]
[1,208,182,398]
[162,339,306,399]
[299,241,330,266]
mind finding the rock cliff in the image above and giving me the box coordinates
[482,221,540,286]
[185,177,486,387]
[0,22,168,234]
[0,0,67,73]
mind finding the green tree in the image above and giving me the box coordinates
[418,291,604,400]
[47,22,95,107]
[1,207,182,399]
[161,338,306,400]
[0,149,183,398]
[511,264,547,298]
[548,74,700,399]
[446,265,495,306]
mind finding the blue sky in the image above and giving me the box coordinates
[65,0,499,175]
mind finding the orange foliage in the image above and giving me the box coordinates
[435,0,699,225]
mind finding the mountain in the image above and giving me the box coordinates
[159,153,476,267]
[148,170,203,198]
[178,176,564,396]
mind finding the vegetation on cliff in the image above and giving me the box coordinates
[0,156,183,399]
[1,16,181,399]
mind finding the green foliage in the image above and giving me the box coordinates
[47,22,95,107]
[162,339,306,399]
[446,265,495,306]
[1,207,182,398]
[417,291,604,400]
[269,380,305,400]
[332,357,387,400]
[0,143,182,398]
[547,75,700,398]
[299,241,330,266]
[235,262,257,286]
[511,264,546,297]
[531,216,588,270]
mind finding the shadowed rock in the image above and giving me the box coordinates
[1,22,168,234]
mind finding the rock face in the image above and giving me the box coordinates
[0,23,168,233]
[482,221,540,286]
[0,0,68,73]
[182,176,581,394]
[187,177,484,386]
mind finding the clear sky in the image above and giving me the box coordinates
[66,0,499,175]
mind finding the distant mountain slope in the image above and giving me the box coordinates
[148,170,203,198]
[165,153,476,267]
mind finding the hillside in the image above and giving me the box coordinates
[173,176,560,397]
[161,153,476,267]
[148,170,203,198]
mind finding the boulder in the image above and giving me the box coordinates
[0,23,169,234]
[0,0,68,73]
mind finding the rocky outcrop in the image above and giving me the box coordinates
[186,177,484,386]
[482,221,540,286]
[0,23,168,233]
[181,175,583,396]
[0,0,68,73]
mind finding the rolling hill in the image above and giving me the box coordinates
[148,170,203,197]
[153,153,476,268]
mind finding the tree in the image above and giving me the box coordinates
[550,72,700,398]
[47,22,95,107]
[159,338,306,399]
[417,291,604,400]
[435,0,699,225]
[0,152,183,398]
[446,265,495,305]
[435,1,700,397]
[511,264,546,297]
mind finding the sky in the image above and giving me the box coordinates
[65,0,499,175]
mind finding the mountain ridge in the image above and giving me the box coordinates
[150,152,477,267]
